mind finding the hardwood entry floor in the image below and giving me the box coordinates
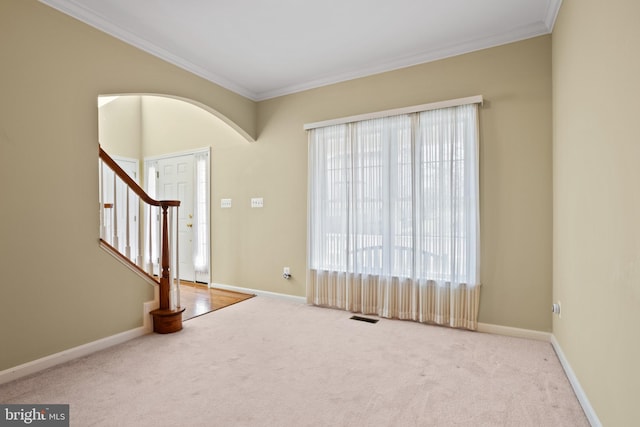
[179,282,254,321]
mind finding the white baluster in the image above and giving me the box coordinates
[174,205,180,310]
[146,205,153,274]
[157,206,161,276]
[137,195,144,268]
[168,207,175,311]
[112,172,119,250]
[99,159,105,240]
[125,186,131,260]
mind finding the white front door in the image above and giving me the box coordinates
[156,154,195,282]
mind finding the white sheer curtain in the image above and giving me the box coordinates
[145,160,160,275]
[193,151,210,282]
[307,104,480,330]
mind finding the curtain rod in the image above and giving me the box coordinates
[303,95,483,131]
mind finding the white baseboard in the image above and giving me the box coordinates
[211,282,307,304]
[0,284,600,427]
[551,335,602,427]
[472,324,600,425]
[477,322,552,342]
[210,285,550,344]
[211,284,555,341]
[143,295,159,333]
[0,296,158,386]
[0,326,147,386]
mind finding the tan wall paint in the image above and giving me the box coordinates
[138,94,303,290]
[552,0,640,424]
[254,36,553,331]
[118,95,250,286]
[0,0,553,371]
[123,38,554,330]
[0,0,255,371]
[99,96,142,159]
[100,94,302,292]
[140,96,245,157]
[140,97,257,287]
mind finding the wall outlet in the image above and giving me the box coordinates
[251,197,264,208]
[283,267,291,279]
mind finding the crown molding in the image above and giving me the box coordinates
[40,0,559,103]
[39,0,259,100]
[544,0,564,31]
[255,20,551,101]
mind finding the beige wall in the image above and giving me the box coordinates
[552,0,640,424]
[101,95,252,286]
[0,0,255,371]
[139,96,267,287]
[0,0,553,372]
[135,38,554,332]
[256,35,553,330]
[99,96,142,159]
[140,96,246,158]
[7,1,636,422]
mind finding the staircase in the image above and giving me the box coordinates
[98,146,185,333]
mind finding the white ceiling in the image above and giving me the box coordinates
[40,0,562,101]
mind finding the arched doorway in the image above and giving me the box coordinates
[98,94,253,318]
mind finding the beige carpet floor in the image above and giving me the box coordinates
[0,296,588,426]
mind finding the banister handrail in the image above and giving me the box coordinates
[99,146,180,207]
[99,144,185,333]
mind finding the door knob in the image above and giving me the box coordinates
[186,223,193,228]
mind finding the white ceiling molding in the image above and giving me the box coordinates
[40,0,562,102]
[544,0,564,32]
[257,21,551,101]
[39,0,256,99]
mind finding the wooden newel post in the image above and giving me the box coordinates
[99,147,184,334]
[150,203,185,333]
[159,205,171,310]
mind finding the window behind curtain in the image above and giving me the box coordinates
[308,104,479,286]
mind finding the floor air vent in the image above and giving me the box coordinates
[350,315,379,324]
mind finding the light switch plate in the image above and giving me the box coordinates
[251,197,264,208]
[221,198,232,208]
